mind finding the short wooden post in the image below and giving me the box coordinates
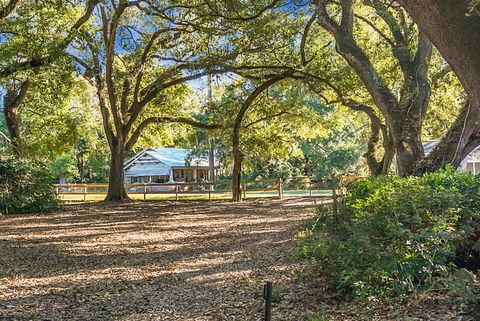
[143,183,147,201]
[175,183,179,201]
[309,178,312,197]
[83,184,87,202]
[331,174,338,219]
[277,177,283,199]
[242,181,246,200]
[264,281,273,321]
[208,183,212,201]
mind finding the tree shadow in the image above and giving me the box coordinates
[0,198,315,320]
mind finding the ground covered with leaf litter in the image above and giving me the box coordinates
[0,198,467,320]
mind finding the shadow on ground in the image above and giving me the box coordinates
[0,198,317,321]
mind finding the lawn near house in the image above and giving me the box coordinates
[57,189,333,202]
[0,198,319,320]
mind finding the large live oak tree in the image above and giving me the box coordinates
[74,0,284,201]
[231,74,290,201]
[204,70,322,201]
[312,0,432,176]
[397,0,480,173]
[1,0,100,155]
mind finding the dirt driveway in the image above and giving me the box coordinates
[0,198,317,321]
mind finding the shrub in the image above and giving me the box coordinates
[303,167,480,299]
[0,155,61,214]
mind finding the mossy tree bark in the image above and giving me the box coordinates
[2,80,29,156]
[398,0,480,173]
[315,0,432,175]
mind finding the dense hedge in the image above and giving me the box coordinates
[0,156,60,214]
[303,167,480,298]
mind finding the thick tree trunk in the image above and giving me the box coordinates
[398,0,480,102]
[413,102,480,174]
[3,81,29,155]
[77,151,85,183]
[382,135,395,174]
[231,151,244,202]
[390,115,425,176]
[363,122,383,175]
[364,123,382,175]
[398,0,480,173]
[105,143,129,201]
[231,122,243,202]
[364,121,394,175]
[316,2,432,176]
[3,91,23,154]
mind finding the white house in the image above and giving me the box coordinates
[123,148,219,184]
[423,141,480,174]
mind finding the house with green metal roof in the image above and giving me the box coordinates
[123,148,218,184]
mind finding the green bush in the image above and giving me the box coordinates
[303,167,480,299]
[0,156,61,214]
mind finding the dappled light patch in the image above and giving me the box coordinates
[0,198,319,320]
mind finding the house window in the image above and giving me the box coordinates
[131,176,171,183]
[130,176,153,183]
[151,175,169,183]
[197,169,209,181]
[467,162,474,174]
[173,169,195,182]
[466,162,480,175]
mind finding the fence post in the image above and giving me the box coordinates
[277,177,283,199]
[143,183,147,201]
[309,178,312,197]
[331,173,338,219]
[264,281,273,321]
[83,184,87,202]
[175,183,179,201]
[208,183,212,201]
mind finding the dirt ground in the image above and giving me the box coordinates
[0,198,468,321]
[0,198,321,321]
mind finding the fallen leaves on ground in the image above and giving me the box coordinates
[0,198,467,320]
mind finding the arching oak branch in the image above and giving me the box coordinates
[125,117,222,152]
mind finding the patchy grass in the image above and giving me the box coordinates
[58,189,332,202]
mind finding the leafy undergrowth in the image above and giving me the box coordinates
[0,155,60,214]
[300,167,480,320]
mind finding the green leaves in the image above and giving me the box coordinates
[0,154,60,214]
[305,167,480,299]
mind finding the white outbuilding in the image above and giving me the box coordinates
[423,141,480,175]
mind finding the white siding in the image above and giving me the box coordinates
[124,154,170,177]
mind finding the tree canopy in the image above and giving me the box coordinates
[0,0,476,200]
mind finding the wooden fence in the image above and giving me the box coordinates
[54,175,369,202]
[54,178,283,201]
